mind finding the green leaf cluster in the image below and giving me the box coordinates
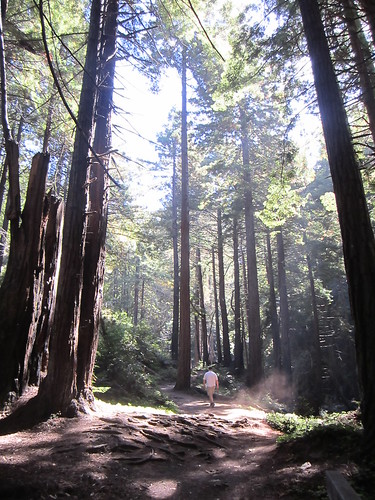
[95,310,177,410]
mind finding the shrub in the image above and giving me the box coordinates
[94,310,176,410]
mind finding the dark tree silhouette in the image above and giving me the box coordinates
[299,0,375,454]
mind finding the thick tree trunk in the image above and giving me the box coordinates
[240,109,263,386]
[38,0,103,415]
[171,142,179,361]
[299,0,375,454]
[76,0,118,402]
[233,216,243,373]
[175,45,191,390]
[217,208,231,366]
[265,231,281,371]
[211,246,222,364]
[276,229,292,379]
[0,152,49,405]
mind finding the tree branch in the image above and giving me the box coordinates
[0,4,11,141]
[37,0,122,189]
[185,0,225,62]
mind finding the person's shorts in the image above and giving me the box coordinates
[206,386,215,397]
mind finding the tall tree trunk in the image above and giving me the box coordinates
[265,231,281,371]
[38,0,103,415]
[233,216,243,373]
[196,247,209,365]
[241,247,249,367]
[76,0,117,402]
[175,45,191,390]
[171,140,179,361]
[276,229,292,379]
[0,152,49,405]
[217,208,231,366]
[211,246,222,364]
[193,258,201,364]
[240,108,263,386]
[298,0,375,454]
[341,0,375,145]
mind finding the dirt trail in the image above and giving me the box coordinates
[0,386,336,499]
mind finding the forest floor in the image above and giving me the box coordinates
[0,385,365,499]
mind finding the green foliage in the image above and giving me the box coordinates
[257,178,302,229]
[266,410,362,443]
[94,310,177,411]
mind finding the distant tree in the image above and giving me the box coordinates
[305,238,323,414]
[233,215,244,373]
[211,246,222,364]
[276,229,292,379]
[217,208,231,366]
[171,138,179,361]
[265,230,281,371]
[196,247,209,365]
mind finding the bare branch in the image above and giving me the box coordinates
[185,0,225,62]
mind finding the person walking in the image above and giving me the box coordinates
[203,368,219,407]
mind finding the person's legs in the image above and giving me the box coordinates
[207,386,215,406]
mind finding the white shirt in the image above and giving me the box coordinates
[204,370,218,387]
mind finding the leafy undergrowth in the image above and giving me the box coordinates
[266,410,375,499]
[94,310,178,412]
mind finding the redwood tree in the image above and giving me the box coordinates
[38,0,117,415]
[76,0,118,400]
[276,229,292,379]
[240,108,263,387]
[0,2,51,405]
[265,231,281,371]
[298,0,375,454]
[175,45,191,390]
[217,208,231,366]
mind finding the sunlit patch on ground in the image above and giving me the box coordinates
[147,479,179,499]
